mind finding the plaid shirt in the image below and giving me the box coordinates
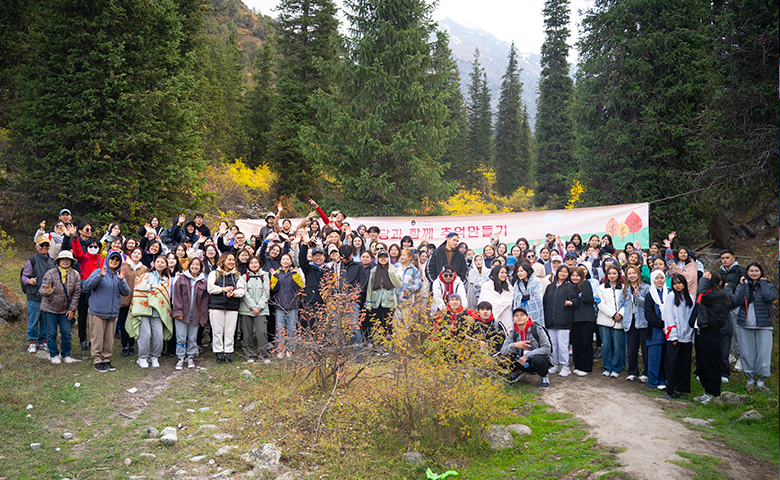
[395,263,422,303]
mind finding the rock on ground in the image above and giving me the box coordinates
[482,425,514,450]
[161,426,177,436]
[212,433,234,442]
[62,432,73,440]
[199,424,218,432]
[138,452,157,459]
[124,458,132,466]
[0,282,25,323]
[241,369,254,378]
[211,470,233,479]
[402,452,424,465]
[506,424,532,436]
[714,392,749,405]
[146,427,159,438]
[215,446,234,457]
[160,434,178,445]
[681,417,713,428]
[241,443,282,470]
[737,409,763,421]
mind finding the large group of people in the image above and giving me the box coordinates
[21,204,776,399]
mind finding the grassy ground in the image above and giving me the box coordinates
[0,318,629,480]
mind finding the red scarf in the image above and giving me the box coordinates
[447,304,465,329]
[438,271,456,302]
[513,318,534,341]
[477,313,495,325]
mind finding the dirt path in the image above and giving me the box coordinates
[538,372,776,479]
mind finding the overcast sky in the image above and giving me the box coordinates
[242,0,592,57]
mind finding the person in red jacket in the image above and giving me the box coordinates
[69,225,104,352]
[308,199,345,232]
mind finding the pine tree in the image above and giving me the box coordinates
[266,0,339,199]
[11,0,205,223]
[464,48,492,192]
[300,0,456,215]
[494,42,532,196]
[575,0,711,242]
[193,22,246,162]
[534,0,576,209]
[432,30,469,186]
[243,42,276,168]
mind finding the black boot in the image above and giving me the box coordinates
[216,353,224,364]
[224,353,232,364]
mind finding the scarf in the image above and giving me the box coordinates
[477,313,494,325]
[438,271,456,303]
[649,271,670,319]
[57,266,69,284]
[513,318,534,342]
[372,262,392,290]
[447,304,465,329]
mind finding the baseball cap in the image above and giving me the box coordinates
[312,247,326,256]
[36,235,51,245]
[59,209,71,215]
[550,253,563,263]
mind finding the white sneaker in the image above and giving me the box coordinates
[575,369,591,377]
[276,352,284,359]
[733,359,743,372]
[28,343,37,354]
[626,375,637,381]
[721,376,729,384]
[286,351,292,358]
[638,375,648,383]
[263,358,271,364]
[187,357,195,369]
[657,384,666,390]
[693,393,709,402]
[51,355,62,364]
[756,379,765,389]
[137,358,149,369]
[62,356,75,364]
[602,371,610,377]
[150,357,160,368]
[610,372,620,378]
[247,358,255,364]
[175,359,184,370]
[548,365,560,374]
[700,393,714,405]
[558,366,571,377]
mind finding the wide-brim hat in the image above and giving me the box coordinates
[55,250,75,264]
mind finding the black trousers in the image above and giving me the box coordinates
[509,354,549,377]
[665,341,692,394]
[595,324,602,347]
[695,327,722,397]
[77,290,91,344]
[117,306,135,348]
[571,322,594,372]
[370,307,392,339]
[626,324,648,376]
[719,333,732,377]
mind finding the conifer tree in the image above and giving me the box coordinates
[432,30,469,187]
[301,0,456,215]
[575,0,710,241]
[494,42,532,196]
[464,48,492,192]
[534,0,576,209]
[12,0,205,223]
[243,42,276,168]
[267,0,339,198]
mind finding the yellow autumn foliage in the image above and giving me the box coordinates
[566,179,586,209]
[442,186,536,215]
[200,158,278,211]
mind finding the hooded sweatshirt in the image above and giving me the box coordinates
[81,251,131,318]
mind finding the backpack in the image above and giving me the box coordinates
[529,322,554,367]
[20,256,37,295]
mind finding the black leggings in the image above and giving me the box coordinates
[117,306,135,348]
[77,290,91,344]
[626,324,648,376]
[571,322,594,372]
[665,341,692,394]
[695,327,722,397]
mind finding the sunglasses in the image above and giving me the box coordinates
[82,227,92,232]
[39,243,50,247]
[442,273,454,278]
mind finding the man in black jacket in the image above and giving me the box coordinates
[299,244,329,329]
[718,250,746,374]
[426,232,468,286]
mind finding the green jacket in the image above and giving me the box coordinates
[366,266,403,310]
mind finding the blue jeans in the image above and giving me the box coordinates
[275,309,298,352]
[599,325,626,373]
[346,303,361,348]
[27,301,46,344]
[43,312,72,358]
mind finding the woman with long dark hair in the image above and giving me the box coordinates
[569,266,596,376]
[692,271,729,404]
[478,265,514,332]
[543,265,575,377]
[663,274,695,399]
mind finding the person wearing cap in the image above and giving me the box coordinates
[433,293,477,338]
[505,255,518,282]
[546,253,563,279]
[258,204,284,243]
[81,251,130,372]
[426,232,468,287]
[431,264,467,315]
[39,250,82,364]
[564,251,578,269]
[366,249,403,339]
[58,208,73,228]
[299,233,330,329]
[500,307,553,388]
[22,236,57,353]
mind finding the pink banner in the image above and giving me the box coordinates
[236,203,650,251]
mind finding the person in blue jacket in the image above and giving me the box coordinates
[81,251,130,372]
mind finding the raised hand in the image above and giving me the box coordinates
[178,214,186,225]
[144,223,153,233]
[117,268,125,280]
[43,284,54,295]
[668,231,677,242]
